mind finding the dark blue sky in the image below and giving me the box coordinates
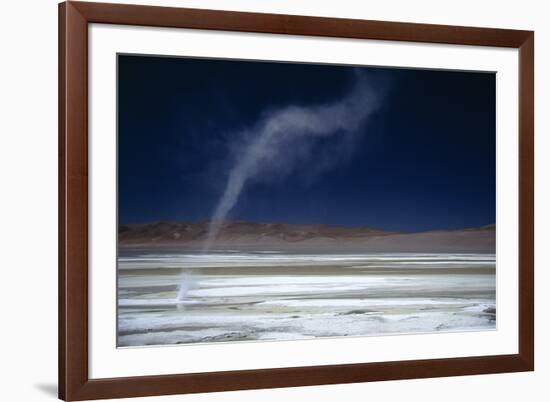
[118,55,495,232]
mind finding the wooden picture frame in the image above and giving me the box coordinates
[59,1,534,400]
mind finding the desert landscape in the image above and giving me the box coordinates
[117,221,496,347]
[117,56,497,347]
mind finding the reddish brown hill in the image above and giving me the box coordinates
[119,221,495,253]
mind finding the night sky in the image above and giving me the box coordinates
[118,55,495,232]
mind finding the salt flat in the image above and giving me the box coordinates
[117,250,496,347]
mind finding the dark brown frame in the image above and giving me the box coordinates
[59,1,534,400]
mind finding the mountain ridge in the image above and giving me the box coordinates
[119,220,496,253]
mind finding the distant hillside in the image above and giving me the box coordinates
[119,220,495,253]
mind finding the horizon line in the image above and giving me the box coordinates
[118,219,496,234]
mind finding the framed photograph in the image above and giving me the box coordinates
[59,1,534,400]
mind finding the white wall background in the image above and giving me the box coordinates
[0,0,546,401]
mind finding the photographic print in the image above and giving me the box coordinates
[117,55,496,347]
